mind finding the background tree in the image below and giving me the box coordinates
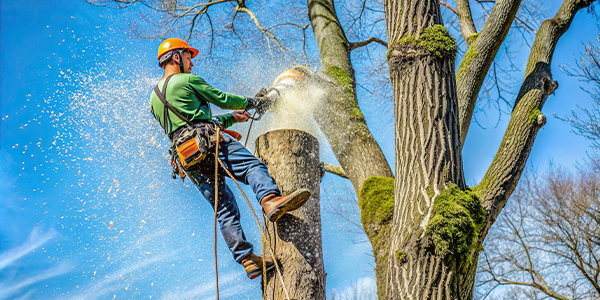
[85,0,599,298]
[477,165,600,300]
[477,37,600,300]
[561,36,600,149]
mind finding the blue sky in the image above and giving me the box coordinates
[1,0,599,299]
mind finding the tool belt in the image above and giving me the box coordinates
[169,122,224,180]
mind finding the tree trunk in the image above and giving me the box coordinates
[255,129,326,300]
[384,1,470,298]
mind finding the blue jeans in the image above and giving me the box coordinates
[185,133,281,263]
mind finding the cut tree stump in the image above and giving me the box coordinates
[255,129,326,300]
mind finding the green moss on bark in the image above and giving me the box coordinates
[467,33,479,45]
[325,66,370,137]
[359,176,394,300]
[528,106,542,125]
[456,46,479,83]
[386,46,393,61]
[425,183,486,266]
[418,25,457,60]
[399,33,417,45]
[395,250,405,260]
[359,176,394,225]
[387,25,457,61]
[350,107,365,121]
[326,66,353,94]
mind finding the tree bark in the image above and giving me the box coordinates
[384,1,468,298]
[255,129,326,300]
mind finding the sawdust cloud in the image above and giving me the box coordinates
[239,82,327,152]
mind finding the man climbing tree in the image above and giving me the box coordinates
[87,0,599,298]
[149,38,311,280]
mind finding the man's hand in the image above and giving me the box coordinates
[232,110,251,123]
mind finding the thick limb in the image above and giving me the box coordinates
[475,0,597,242]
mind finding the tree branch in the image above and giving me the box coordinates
[457,0,522,147]
[307,0,393,194]
[235,5,286,51]
[476,0,596,243]
[439,1,458,15]
[93,0,237,40]
[85,0,235,14]
[267,22,310,31]
[349,37,388,51]
[455,0,478,45]
[495,279,570,300]
[322,162,349,179]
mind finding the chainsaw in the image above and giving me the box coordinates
[247,68,307,121]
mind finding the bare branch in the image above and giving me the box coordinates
[322,162,349,179]
[456,0,478,45]
[235,5,286,51]
[267,22,310,31]
[476,0,596,243]
[348,37,388,51]
[457,0,523,147]
[440,1,458,15]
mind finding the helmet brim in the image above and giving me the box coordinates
[157,47,200,60]
[188,47,199,58]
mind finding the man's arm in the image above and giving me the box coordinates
[214,114,236,128]
[215,110,251,128]
[188,74,248,110]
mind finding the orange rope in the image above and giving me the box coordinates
[216,158,291,299]
[262,234,267,300]
[213,127,221,300]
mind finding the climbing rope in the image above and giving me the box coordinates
[212,125,291,300]
[262,235,267,300]
[244,111,267,299]
[216,158,291,300]
[245,111,269,300]
[213,127,221,300]
[244,111,257,148]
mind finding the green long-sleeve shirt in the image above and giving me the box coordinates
[150,73,248,135]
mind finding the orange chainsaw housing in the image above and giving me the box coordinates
[273,69,305,85]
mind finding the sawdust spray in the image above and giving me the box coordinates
[234,72,327,153]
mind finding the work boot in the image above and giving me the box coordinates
[261,189,311,222]
[241,253,275,280]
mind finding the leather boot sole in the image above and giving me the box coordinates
[266,189,311,222]
[244,257,275,280]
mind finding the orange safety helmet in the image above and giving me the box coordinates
[157,38,199,60]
